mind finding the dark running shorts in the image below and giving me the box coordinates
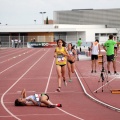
[91,55,98,60]
[41,93,49,100]
[107,54,115,61]
[56,64,66,67]
[67,60,75,64]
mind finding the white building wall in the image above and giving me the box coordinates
[66,32,77,42]
[77,32,86,42]
[85,30,95,42]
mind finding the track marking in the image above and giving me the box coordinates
[75,69,120,112]
[0,91,83,96]
[0,49,42,75]
[0,113,64,118]
[1,49,50,120]
[0,49,27,58]
[17,91,35,93]
[45,58,84,120]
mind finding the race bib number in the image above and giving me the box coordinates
[57,54,65,62]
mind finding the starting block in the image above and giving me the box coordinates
[111,89,120,94]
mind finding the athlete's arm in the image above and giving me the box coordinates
[54,49,57,58]
[73,49,77,60]
[26,98,38,106]
[63,47,69,56]
[90,42,93,50]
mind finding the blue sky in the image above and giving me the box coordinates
[0,0,120,25]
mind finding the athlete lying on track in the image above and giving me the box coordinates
[14,89,62,108]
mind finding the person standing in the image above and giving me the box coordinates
[54,39,68,92]
[91,39,101,73]
[114,37,118,57]
[67,43,77,82]
[14,38,18,48]
[11,39,14,48]
[18,39,22,48]
[0,40,1,48]
[103,35,119,75]
[76,38,82,60]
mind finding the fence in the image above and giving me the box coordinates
[0,35,91,48]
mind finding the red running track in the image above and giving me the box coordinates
[0,48,120,120]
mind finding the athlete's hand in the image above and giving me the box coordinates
[54,54,57,58]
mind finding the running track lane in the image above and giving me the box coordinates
[0,48,120,120]
[0,48,51,120]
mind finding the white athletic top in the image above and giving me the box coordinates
[25,94,41,106]
[91,42,99,55]
[68,50,74,56]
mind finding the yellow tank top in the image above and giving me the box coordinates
[55,47,67,65]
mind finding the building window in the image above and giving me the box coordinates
[101,33,107,36]
[95,33,99,36]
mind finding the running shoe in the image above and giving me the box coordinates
[91,70,93,73]
[63,80,67,86]
[108,71,111,75]
[114,71,119,75]
[69,79,72,82]
[94,70,97,73]
[47,105,56,108]
[57,104,62,107]
[55,87,61,92]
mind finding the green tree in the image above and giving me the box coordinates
[46,17,49,24]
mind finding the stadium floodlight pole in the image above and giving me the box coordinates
[39,12,46,24]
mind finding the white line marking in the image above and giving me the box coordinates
[44,58,55,93]
[75,69,120,112]
[45,58,84,120]
[17,91,35,93]
[0,51,30,64]
[1,49,50,120]
[0,113,64,118]
[0,49,41,75]
[0,91,83,96]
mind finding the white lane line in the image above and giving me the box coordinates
[44,58,55,93]
[0,49,33,64]
[0,49,29,59]
[0,91,83,96]
[0,49,41,75]
[45,58,84,120]
[17,91,35,93]
[75,69,120,112]
[1,49,50,120]
[0,113,64,118]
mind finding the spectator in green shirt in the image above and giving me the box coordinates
[103,35,118,75]
[76,38,82,60]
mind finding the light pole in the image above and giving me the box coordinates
[39,12,46,24]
